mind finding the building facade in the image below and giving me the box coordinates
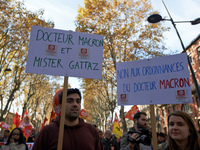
[0,112,15,134]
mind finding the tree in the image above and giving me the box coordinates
[21,74,61,116]
[81,78,114,131]
[0,0,54,121]
[76,0,169,131]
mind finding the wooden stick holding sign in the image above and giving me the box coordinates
[57,76,68,150]
[150,105,158,150]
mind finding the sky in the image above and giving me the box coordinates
[18,0,200,111]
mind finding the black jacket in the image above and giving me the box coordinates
[102,138,119,150]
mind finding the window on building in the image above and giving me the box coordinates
[156,108,160,116]
[147,113,150,120]
[156,108,160,121]
[182,104,192,114]
[168,107,171,114]
[164,127,167,134]
[157,123,162,132]
[173,105,176,111]
[197,46,200,59]
[196,97,200,111]
[162,110,165,118]
[189,55,193,65]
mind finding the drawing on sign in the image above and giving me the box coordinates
[79,48,89,59]
[175,89,188,102]
[45,44,58,56]
[118,94,129,104]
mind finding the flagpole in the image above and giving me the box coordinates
[150,105,158,150]
[57,76,68,150]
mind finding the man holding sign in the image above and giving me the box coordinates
[32,88,103,150]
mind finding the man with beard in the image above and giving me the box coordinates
[120,112,152,150]
[32,88,103,150]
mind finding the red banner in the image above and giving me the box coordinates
[80,109,88,119]
[0,122,9,130]
[49,109,56,124]
[12,112,21,130]
[21,109,32,138]
[124,105,140,120]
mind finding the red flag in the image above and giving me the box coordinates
[0,122,9,130]
[79,109,88,119]
[22,109,28,120]
[12,112,21,130]
[40,117,48,131]
[125,105,140,120]
[21,110,32,138]
[23,125,32,138]
[49,109,56,124]
[114,113,120,126]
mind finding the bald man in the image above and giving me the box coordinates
[27,128,37,142]
[102,129,119,150]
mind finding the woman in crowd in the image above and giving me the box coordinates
[159,111,200,150]
[1,128,28,150]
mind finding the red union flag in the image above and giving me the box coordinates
[125,105,140,120]
[114,113,120,126]
[40,117,48,132]
[21,110,32,138]
[12,112,21,130]
[0,122,9,130]
[49,109,56,124]
[80,109,88,119]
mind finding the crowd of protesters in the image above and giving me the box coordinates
[0,127,38,149]
[96,111,200,150]
[0,88,200,150]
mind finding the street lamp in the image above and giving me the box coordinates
[147,1,200,102]
[147,14,200,25]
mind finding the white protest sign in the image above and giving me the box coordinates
[26,26,104,79]
[117,53,192,105]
